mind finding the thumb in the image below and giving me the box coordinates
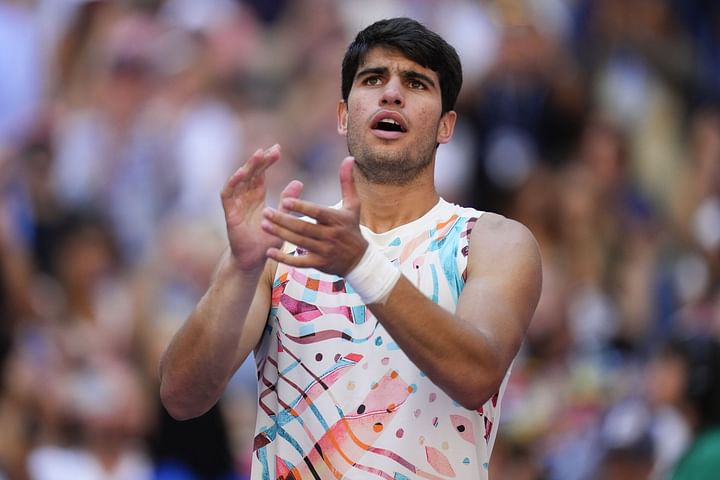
[339,156,359,212]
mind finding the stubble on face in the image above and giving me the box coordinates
[346,117,438,186]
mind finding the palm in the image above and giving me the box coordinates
[225,185,273,262]
[221,146,302,270]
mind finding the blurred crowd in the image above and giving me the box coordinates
[0,0,719,479]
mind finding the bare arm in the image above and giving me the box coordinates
[158,253,272,420]
[159,145,303,420]
[262,158,542,410]
[367,214,541,409]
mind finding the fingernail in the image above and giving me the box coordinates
[281,198,294,209]
[262,207,274,218]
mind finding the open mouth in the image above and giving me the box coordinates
[370,111,408,136]
[372,118,406,133]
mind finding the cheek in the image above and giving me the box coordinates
[417,105,441,131]
[349,99,368,122]
[422,109,434,130]
[348,92,368,114]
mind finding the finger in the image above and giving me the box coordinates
[279,198,336,225]
[339,156,360,212]
[266,247,319,269]
[262,209,326,240]
[277,180,304,213]
[221,148,262,200]
[249,143,281,177]
[222,145,281,198]
[261,217,327,252]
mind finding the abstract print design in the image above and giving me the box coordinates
[252,200,508,480]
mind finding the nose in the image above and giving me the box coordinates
[380,77,404,107]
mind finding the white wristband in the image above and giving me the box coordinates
[345,243,401,305]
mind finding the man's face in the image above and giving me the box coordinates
[337,47,456,185]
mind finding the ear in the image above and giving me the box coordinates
[337,100,348,136]
[436,110,457,145]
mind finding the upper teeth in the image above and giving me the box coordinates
[380,119,399,125]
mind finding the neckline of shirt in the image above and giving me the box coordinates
[358,197,450,246]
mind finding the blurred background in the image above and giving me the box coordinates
[1,0,719,479]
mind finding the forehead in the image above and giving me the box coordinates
[357,47,439,82]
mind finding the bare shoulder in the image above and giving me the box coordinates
[471,212,539,251]
[467,212,542,277]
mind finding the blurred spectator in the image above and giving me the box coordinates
[0,0,44,152]
[16,209,152,479]
[50,3,170,263]
[461,2,588,212]
[594,398,655,480]
[669,0,720,107]
[648,334,720,479]
[0,150,36,479]
[135,217,242,479]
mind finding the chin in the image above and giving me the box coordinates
[354,153,432,186]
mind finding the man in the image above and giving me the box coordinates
[160,17,542,479]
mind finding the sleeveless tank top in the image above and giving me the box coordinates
[252,198,509,480]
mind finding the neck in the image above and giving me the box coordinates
[355,167,439,233]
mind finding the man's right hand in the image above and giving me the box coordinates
[221,144,303,271]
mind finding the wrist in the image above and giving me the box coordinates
[223,253,265,280]
[345,243,401,305]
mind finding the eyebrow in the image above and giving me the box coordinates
[403,70,436,88]
[355,66,436,89]
[355,66,387,79]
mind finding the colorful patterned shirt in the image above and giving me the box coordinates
[252,198,509,479]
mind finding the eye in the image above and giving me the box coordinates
[364,76,382,86]
[408,80,426,90]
